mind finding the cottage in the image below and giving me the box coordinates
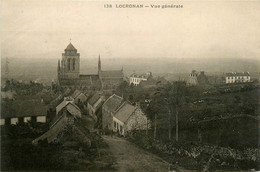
[65,102,82,119]
[87,93,105,121]
[1,99,48,125]
[102,94,124,130]
[71,90,88,104]
[33,102,82,145]
[113,102,148,135]
[56,97,74,114]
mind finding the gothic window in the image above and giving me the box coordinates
[73,59,76,70]
[67,59,70,70]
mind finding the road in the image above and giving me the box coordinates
[102,135,171,172]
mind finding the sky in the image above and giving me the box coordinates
[1,0,260,61]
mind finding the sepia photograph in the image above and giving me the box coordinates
[1,0,260,171]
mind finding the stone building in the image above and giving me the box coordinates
[225,72,251,84]
[129,72,153,86]
[102,94,124,130]
[1,99,48,125]
[113,102,148,135]
[57,43,124,90]
[102,94,148,135]
[32,102,83,145]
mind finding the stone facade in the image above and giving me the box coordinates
[102,94,124,130]
[113,102,148,135]
[33,102,82,145]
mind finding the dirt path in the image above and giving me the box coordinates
[102,135,171,172]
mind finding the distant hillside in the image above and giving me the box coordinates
[1,57,260,85]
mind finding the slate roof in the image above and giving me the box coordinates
[65,43,77,51]
[65,102,81,118]
[88,93,102,106]
[100,70,123,78]
[1,99,48,118]
[51,102,81,127]
[56,98,74,114]
[114,102,136,123]
[103,94,124,112]
[226,72,250,77]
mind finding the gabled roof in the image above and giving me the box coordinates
[65,43,77,51]
[65,102,81,118]
[56,98,74,114]
[1,99,48,118]
[102,94,124,112]
[114,102,136,123]
[88,93,102,106]
[100,70,123,78]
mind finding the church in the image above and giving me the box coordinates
[57,43,124,90]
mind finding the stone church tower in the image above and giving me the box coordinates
[58,43,80,79]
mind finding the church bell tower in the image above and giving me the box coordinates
[59,42,80,79]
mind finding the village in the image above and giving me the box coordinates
[1,43,260,171]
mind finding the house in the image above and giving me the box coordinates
[129,72,153,86]
[225,72,250,84]
[102,94,148,135]
[71,89,88,104]
[87,93,105,121]
[1,99,48,125]
[33,102,82,145]
[186,70,209,86]
[56,97,74,114]
[102,94,124,130]
[113,102,148,135]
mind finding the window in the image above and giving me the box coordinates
[67,59,70,70]
[120,125,123,132]
[114,121,116,129]
[73,59,76,70]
